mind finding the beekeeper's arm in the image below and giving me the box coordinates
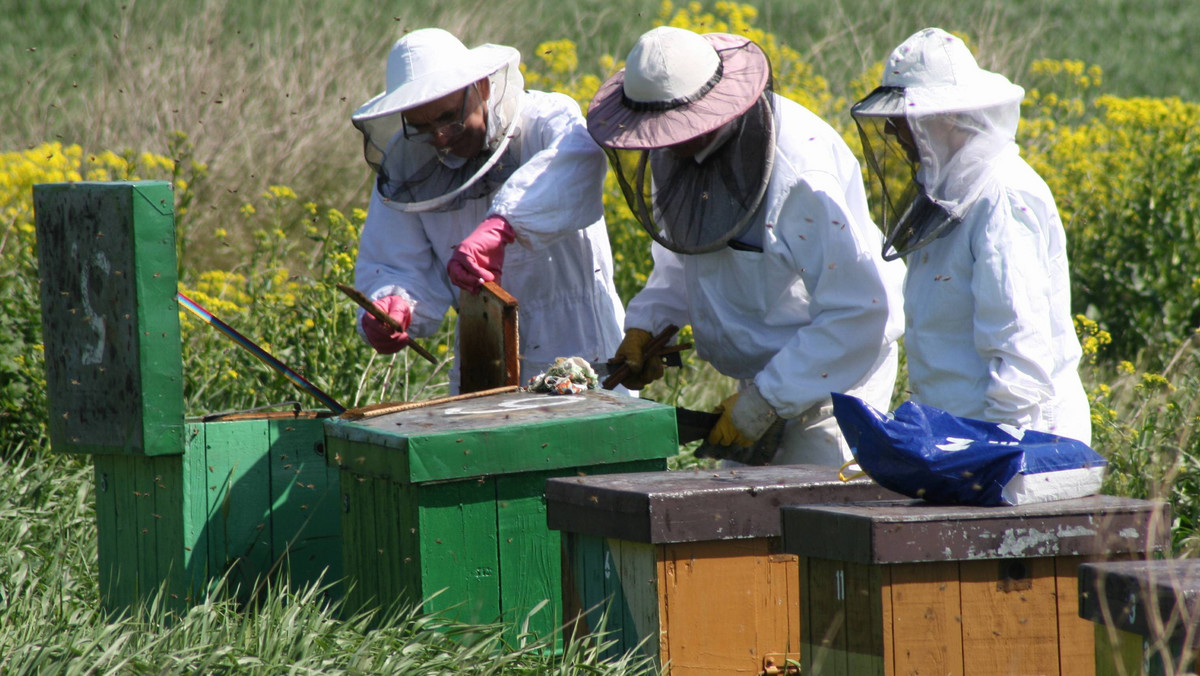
[970,198,1056,428]
[355,188,456,341]
[488,92,608,250]
[740,175,900,437]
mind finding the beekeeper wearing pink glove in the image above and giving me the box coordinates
[350,28,624,389]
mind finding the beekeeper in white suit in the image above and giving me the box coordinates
[350,28,624,387]
[588,27,906,466]
[851,27,1091,444]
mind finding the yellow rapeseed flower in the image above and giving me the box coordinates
[266,185,297,201]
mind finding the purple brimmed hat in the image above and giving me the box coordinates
[587,27,770,150]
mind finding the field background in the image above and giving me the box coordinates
[5,0,1199,230]
[3,1,1200,672]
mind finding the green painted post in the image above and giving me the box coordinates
[35,182,184,458]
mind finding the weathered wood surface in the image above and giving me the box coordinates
[658,538,801,675]
[782,496,1170,564]
[1080,559,1200,642]
[547,464,902,544]
[457,281,519,394]
[800,555,1106,676]
[34,181,184,456]
[551,465,900,674]
[326,389,677,483]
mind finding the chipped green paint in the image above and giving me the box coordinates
[327,390,675,645]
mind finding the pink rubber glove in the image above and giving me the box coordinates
[447,215,516,293]
[361,295,412,354]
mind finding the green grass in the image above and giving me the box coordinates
[0,449,656,674]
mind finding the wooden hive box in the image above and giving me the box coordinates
[34,181,341,611]
[780,496,1170,676]
[1079,558,1200,676]
[545,465,902,675]
[323,388,677,644]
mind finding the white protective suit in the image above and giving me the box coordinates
[902,124,1092,444]
[625,93,907,466]
[355,90,625,386]
[881,28,1092,444]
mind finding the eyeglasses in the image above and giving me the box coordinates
[403,87,472,144]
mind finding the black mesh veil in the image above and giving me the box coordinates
[606,91,776,254]
[853,87,960,261]
[370,132,520,212]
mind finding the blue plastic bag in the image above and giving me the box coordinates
[832,393,1106,506]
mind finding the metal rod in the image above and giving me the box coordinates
[177,292,346,414]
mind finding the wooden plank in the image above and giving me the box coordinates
[133,455,162,603]
[457,280,519,394]
[111,454,143,606]
[339,471,376,616]
[798,555,812,674]
[180,423,210,604]
[844,560,886,676]
[658,538,776,675]
[560,534,587,643]
[546,465,902,544]
[803,557,850,676]
[570,534,617,658]
[782,497,1168,564]
[888,561,964,676]
[203,419,273,598]
[496,471,562,647]
[1055,556,1097,676]
[267,416,340,591]
[143,453,189,611]
[959,557,1060,675]
[760,545,801,672]
[879,565,894,676]
[601,537,633,660]
[360,474,384,615]
[612,539,658,664]
[394,480,422,611]
[92,455,124,610]
[373,477,403,618]
[418,478,501,627]
[149,452,186,611]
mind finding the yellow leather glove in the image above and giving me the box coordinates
[613,328,664,390]
[707,392,755,447]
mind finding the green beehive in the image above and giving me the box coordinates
[34,181,340,611]
[325,389,678,643]
[35,181,184,458]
